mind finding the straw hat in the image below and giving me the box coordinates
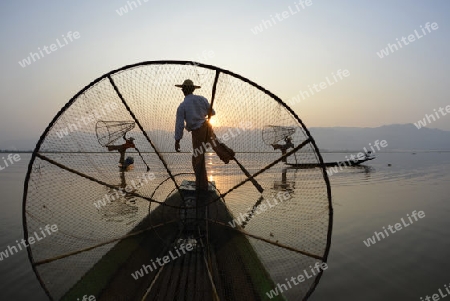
[175,79,201,89]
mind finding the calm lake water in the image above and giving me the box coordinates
[1,152,450,300]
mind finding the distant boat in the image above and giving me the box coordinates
[287,153,376,169]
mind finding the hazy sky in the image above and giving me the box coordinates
[1,0,450,148]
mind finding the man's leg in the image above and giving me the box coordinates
[107,145,126,166]
[281,149,287,163]
[191,125,208,191]
[118,146,126,166]
[191,125,210,222]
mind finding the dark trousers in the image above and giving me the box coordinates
[191,122,235,190]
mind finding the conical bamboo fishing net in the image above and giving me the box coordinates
[22,61,332,301]
[96,120,136,147]
[262,125,297,146]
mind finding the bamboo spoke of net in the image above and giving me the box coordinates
[140,262,166,301]
[107,75,184,199]
[207,219,324,261]
[34,220,178,266]
[35,153,192,209]
[217,138,313,200]
[198,233,220,301]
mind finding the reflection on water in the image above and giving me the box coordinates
[96,169,141,224]
[272,168,296,192]
[2,153,450,300]
[323,152,450,186]
[310,152,450,301]
[207,155,215,182]
[98,198,139,224]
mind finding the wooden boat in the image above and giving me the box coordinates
[287,156,375,169]
[60,180,285,301]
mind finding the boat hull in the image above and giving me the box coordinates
[61,180,285,301]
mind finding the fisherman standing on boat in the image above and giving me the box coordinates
[365,151,374,159]
[174,79,235,192]
[107,136,135,170]
[271,136,294,163]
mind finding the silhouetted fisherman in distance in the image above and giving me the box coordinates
[107,136,135,170]
[272,136,294,163]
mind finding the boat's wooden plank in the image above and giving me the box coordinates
[60,230,146,301]
[63,181,282,301]
[202,252,214,300]
[162,247,185,301]
[61,192,180,300]
[96,224,179,301]
[184,248,197,301]
[194,247,202,300]
[213,231,257,301]
[208,198,286,301]
[96,235,156,301]
[158,255,177,300]
[175,249,192,301]
[208,245,227,300]
[195,246,211,300]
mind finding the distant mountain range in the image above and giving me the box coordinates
[309,124,450,151]
[1,124,449,152]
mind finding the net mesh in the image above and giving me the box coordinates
[96,120,136,147]
[262,125,297,146]
[23,61,332,301]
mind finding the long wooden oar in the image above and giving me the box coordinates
[207,70,264,194]
[233,157,264,193]
[134,146,150,172]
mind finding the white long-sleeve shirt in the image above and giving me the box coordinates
[174,94,215,140]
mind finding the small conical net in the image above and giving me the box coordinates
[96,120,136,147]
[262,125,297,145]
[23,61,332,301]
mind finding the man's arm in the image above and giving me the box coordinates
[175,105,184,151]
[204,97,215,116]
